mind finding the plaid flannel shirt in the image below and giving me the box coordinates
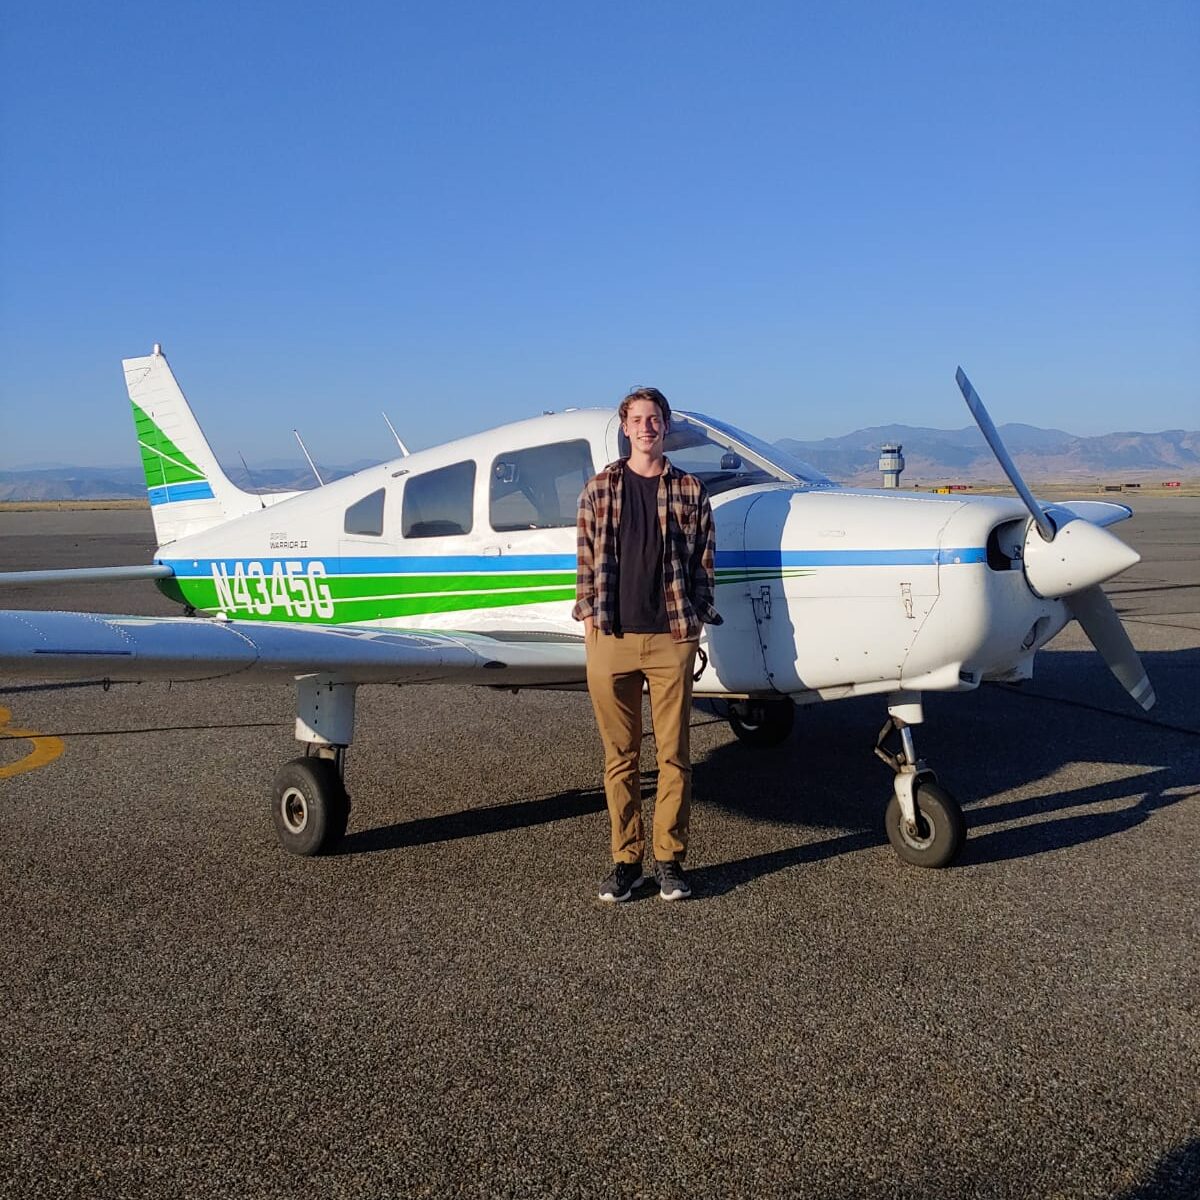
[573,457,722,642]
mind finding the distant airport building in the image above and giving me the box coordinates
[878,443,904,488]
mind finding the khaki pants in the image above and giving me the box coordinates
[585,630,698,864]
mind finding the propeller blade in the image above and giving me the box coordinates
[954,370,1152,709]
[955,367,1056,542]
[1066,586,1156,710]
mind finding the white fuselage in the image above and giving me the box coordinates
[155,408,1067,701]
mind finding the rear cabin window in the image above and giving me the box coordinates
[344,488,385,536]
[402,461,476,538]
[489,440,594,531]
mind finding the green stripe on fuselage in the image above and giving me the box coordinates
[161,565,807,624]
[307,571,574,598]
[166,570,577,624]
[716,568,814,584]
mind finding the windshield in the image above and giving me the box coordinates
[618,411,831,496]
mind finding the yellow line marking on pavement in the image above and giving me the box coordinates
[0,706,65,779]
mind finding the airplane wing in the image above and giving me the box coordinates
[0,610,586,688]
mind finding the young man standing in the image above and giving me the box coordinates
[574,387,721,902]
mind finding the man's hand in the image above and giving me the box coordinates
[583,617,594,637]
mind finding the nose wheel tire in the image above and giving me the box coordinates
[271,757,350,857]
[728,698,795,747]
[884,780,965,868]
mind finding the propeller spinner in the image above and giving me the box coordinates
[954,368,1156,711]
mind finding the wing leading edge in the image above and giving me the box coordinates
[0,611,586,687]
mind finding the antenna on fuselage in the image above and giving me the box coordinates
[382,412,410,456]
[238,452,267,508]
[293,429,325,486]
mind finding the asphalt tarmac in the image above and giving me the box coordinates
[1,501,1197,1199]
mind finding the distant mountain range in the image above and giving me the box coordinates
[778,424,1200,484]
[3,425,1199,500]
[0,462,375,502]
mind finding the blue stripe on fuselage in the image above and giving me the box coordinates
[161,548,986,576]
[721,548,988,568]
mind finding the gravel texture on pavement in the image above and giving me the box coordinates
[1,502,1197,1199]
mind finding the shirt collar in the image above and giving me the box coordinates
[607,456,677,480]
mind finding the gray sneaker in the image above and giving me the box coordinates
[655,859,692,901]
[598,861,646,903]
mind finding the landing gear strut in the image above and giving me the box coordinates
[874,693,965,868]
[270,677,357,856]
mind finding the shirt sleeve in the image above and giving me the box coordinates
[690,485,723,626]
[572,483,597,622]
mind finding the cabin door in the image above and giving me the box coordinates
[696,494,772,695]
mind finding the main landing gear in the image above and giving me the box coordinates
[875,692,965,868]
[270,677,356,856]
[726,697,795,746]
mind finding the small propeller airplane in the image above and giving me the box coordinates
[0,348,1155,868]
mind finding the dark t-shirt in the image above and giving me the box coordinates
[616,465,670,634]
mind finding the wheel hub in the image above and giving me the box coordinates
[900,813,934,849]
[280,786,309,834]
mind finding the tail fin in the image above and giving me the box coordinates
[124,346,264,546]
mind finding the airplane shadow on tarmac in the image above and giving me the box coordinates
[1117,1136,1200,1200]
[338,650,1200,887]
[336,784,607,855]
[689,647,1200,895]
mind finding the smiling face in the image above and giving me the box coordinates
[622,398,667,458]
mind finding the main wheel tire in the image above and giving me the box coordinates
[884,780,965,868]
[271,757,350,857]
[728,698,795,747]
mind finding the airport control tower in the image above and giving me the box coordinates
[879,443,904,488]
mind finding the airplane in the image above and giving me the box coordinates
[0,348,1156,869]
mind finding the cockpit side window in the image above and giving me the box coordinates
[489,439,594,531]
[402,461,476,538]
[344,487,385,537]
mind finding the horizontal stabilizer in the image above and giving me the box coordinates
[0,610,586,688]
[1044,501,1133,528]
[0,565,174,587]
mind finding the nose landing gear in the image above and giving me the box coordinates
[875,694,965,868]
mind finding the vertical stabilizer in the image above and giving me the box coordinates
[124,347,263,545]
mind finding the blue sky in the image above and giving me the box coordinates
[2,1,1197,467]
